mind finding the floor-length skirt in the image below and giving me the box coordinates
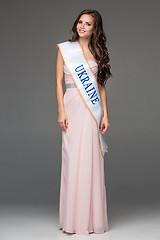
[59,87,109,235]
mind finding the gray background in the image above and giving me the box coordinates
[0,0,160,238]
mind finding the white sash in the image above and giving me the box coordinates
[57,40,108,157]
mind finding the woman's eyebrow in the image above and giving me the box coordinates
[79,20,91,24]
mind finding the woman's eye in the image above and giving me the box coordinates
[78,20,91,26]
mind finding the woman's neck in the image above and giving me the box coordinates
[77,38,90,50]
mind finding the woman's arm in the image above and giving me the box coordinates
[98,84,110,133]
[56,47,68,132]
[56,47,65,113]
[98,84,109,118]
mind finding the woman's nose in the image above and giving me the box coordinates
[81,23,85,28]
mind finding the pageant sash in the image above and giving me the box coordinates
[57,40,108,157]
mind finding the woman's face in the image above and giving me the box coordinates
[76,14,94,39]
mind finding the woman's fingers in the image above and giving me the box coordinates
[101,123,110,134]
[64,118,68,129]
[62,121,66,131]
[58,118,68,132]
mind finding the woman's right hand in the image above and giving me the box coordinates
[57,110,69,133]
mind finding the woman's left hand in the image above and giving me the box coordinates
[100,116,110,134]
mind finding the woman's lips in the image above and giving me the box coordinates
[79,29,86,33]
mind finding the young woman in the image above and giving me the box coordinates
[56,9,112,235]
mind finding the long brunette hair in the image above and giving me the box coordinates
[68,9,112,86]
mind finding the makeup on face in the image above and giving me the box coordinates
[77,15,94,31]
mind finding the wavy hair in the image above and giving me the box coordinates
[68,9,112,86]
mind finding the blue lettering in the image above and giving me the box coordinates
[81,76,90,84]
[83,82,92,90]
[88,90,97,100]
[74,64,99,105]
[75,64,84,72]
[77,70,87,80]
[91,96,99,104]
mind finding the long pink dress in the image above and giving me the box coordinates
[59,60,109,235]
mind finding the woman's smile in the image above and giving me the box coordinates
[79,29,86,33]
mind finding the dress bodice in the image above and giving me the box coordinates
[63,60,98,84]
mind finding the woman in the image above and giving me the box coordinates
[56,9,112,235]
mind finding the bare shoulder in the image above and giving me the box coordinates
[56,45,64,65]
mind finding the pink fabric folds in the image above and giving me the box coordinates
[59,60,109,235]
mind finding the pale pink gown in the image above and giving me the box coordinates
[59,60,109,235]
